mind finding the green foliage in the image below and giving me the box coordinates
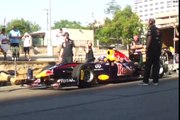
[4,18,41,35]
[0,1,144,49]
[104,0,121,15]
[52,20,86,29]
[96,5,143,47]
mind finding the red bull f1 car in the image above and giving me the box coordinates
[24,49,165,89]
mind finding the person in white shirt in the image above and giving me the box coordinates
[0,28,10,60]
[56,28,64,61]
[21,32,32,61]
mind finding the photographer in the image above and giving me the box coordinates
[21,32,32,61]
[84,40,95,63]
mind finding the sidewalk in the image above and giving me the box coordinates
[0,53,106,62]
[0,54,58,62]
[0,49,128,62]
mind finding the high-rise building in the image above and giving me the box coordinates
[133,0,179,53]
[132,0,179,23]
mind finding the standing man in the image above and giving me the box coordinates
[0,28,10,60]
[129,35,143,64]
[59,32,76,64]
[56,28,64,61]
[139,18,162,85]
[21,32,32,61]
[9,26,21,60]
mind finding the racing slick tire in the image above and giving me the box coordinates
[160,52,169,74]
[159,62,165,78]
[72,64,95,88]
[150,62,164,79]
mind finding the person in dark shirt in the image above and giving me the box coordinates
[139,18,162,86]
[59,32,76,64]
[84,40,95,63]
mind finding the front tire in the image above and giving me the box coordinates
[72,64,95,88]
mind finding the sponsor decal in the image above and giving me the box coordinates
[117,63,129,76]
[94,64,104,71]
[95,64,102,69]
[57,79,76,83]
[98,74,109,80]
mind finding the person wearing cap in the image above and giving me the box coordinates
[139,18,162,86]
[8,26,21,60]
[0,28,10,60]
[59,32,76,64]
[129,35,143,64]
[21,32,32,61]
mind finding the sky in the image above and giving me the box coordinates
[0,0,133,30]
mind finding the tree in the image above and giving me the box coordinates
[95,18,114,44]
[52,20,86,29]
[104,0,121,15]
[5,18,41,35]
[113,6,143,45]
[96,5,143,47]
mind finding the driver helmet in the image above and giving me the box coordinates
[98,55,107,62]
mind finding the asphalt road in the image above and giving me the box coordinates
[0,74,179,120]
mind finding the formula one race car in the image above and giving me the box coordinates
[24,48,165,89]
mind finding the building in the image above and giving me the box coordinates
[133,0,178,23]
[31,28,94,47]
[155,11,179,48]
[132,0,179,52]
[30,28,94,55]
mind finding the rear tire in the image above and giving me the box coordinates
[150,62,164,78]
[159,63,164,78]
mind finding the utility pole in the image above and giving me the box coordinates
[49,0,52,46]
[3,17,6,27]
[92,12,96,47]
[47,0,53,56]
[43,9,49,31]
